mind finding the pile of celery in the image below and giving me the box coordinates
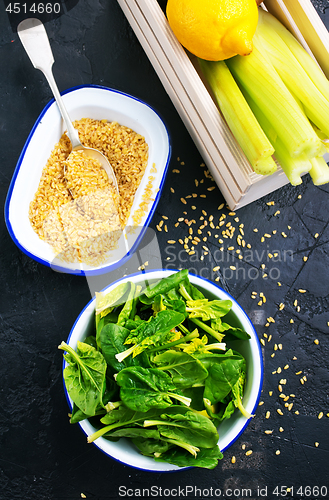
[199,8,329,186]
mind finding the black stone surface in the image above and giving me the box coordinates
[1,1,329,499]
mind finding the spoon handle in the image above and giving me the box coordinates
[17,18,81,149]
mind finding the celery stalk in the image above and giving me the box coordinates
[309,156,329,185]
[198,58,276,176]
[254,10,329,138]
[258,8,329,103]
[312,124,329,153]
[226,46,323,160]
[241,89,312,185]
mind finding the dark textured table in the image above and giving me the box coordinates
[1,1,329,499]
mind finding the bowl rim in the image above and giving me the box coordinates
[4,84,171,276]
[62,268,264,472]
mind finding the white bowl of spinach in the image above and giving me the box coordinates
[60,269,263,471]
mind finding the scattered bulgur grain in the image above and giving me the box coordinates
[318,412,324,419]
[314,339,319,345]
[245,450,253,456]
[231,456,236,464]
[275,450,281,455]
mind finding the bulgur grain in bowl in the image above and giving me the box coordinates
[5,85,171,275]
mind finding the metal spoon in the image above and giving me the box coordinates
[17,18,119,195]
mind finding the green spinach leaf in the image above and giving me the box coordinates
[116,366,190,411]
[139,269,189,304]
[186,299,232,321]
[153,350,208,388]
[117,310,185,361]
[132,437,173,456]
[154,445,223,469]
[144,410,219,448]
[231,370,254,419]
[100,323,133,372]
[106,427,160,440]
[59,341,107,416]
[179,279,205,301]
[202,354,246,404]
[117,283,142,327]
[95,282,130,317]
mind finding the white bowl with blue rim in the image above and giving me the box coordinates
[63,269,263,472]
[5,85,171,275]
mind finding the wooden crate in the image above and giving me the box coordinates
[117,0,329,209]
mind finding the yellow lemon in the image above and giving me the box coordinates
[166,0,259,61]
